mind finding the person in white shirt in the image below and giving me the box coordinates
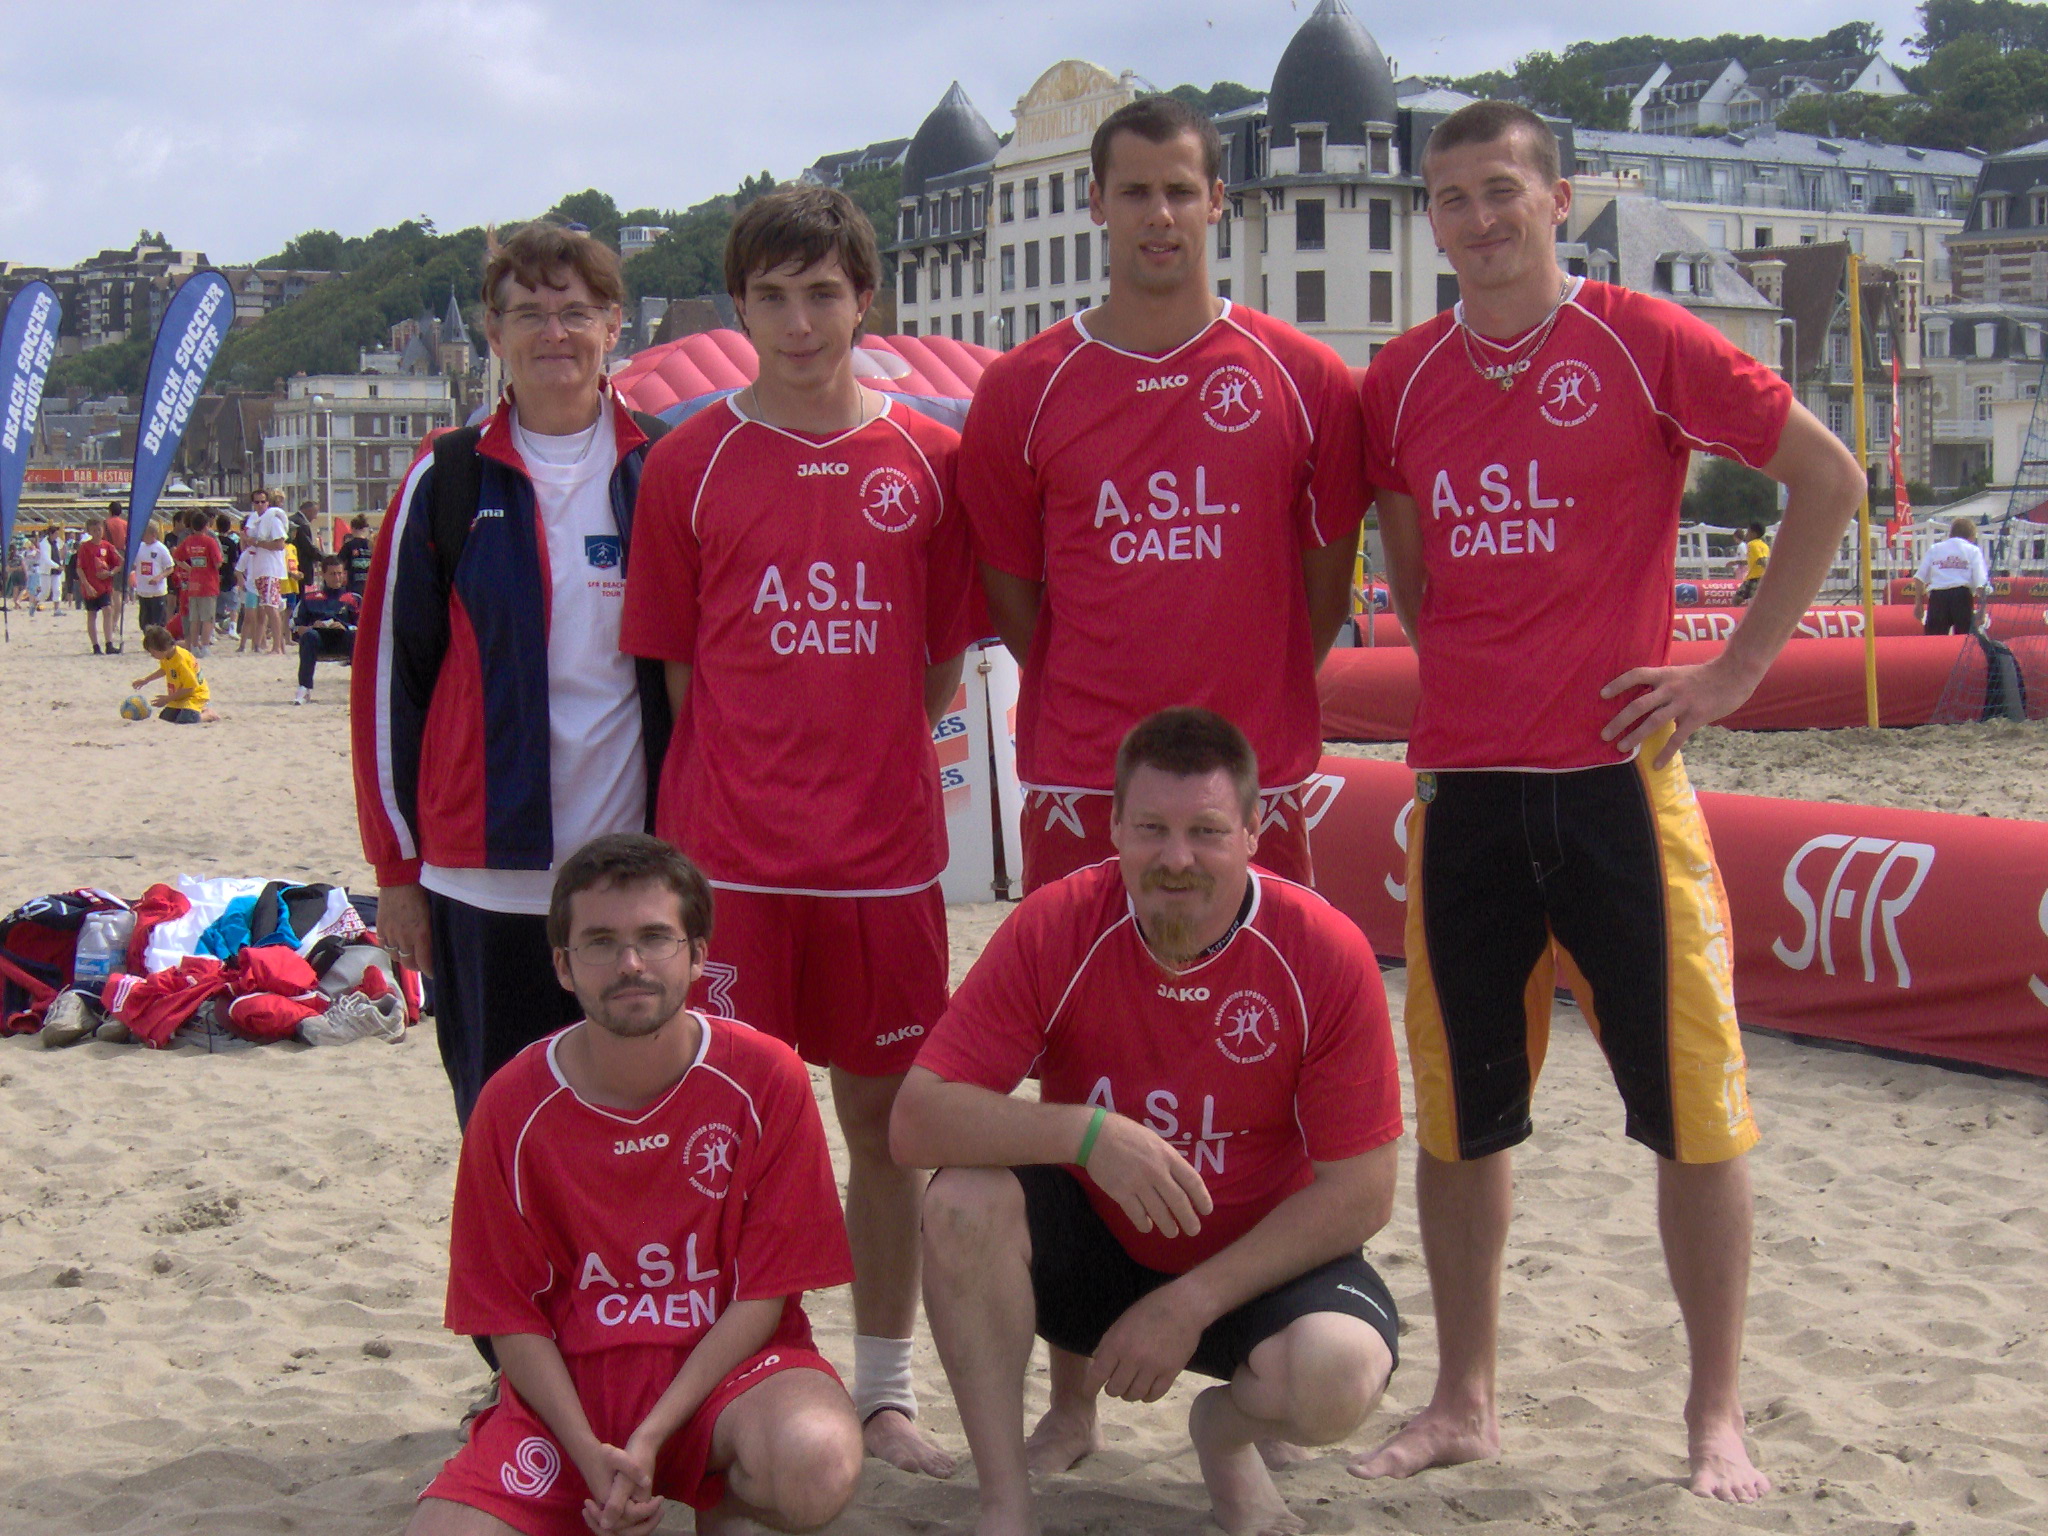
[131,523,175,630]
[245,490,291,656]
[1913,516,1993,636]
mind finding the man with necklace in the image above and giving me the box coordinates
[1353,101,1863,1503]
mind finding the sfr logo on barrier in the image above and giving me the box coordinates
[1771,834,1935,988]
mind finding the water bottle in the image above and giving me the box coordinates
[72,909,137,986]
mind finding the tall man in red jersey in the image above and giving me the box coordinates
[408,834,863,1536]
[894,709,1404,1536]
[959,94,1367,894]
[621,186,978,1479]
[1351,102,1864,1503]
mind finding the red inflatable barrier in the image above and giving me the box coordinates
[1305,756,2048,1077]
[1320,635,2010,741]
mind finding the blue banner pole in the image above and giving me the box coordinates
[124,270,234,580]
[1,281,62,641]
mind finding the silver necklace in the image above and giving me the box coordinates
[1459,278,1572,392]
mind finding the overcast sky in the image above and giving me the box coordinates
[1,0,1927,268]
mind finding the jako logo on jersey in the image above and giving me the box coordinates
[875,1023,925,1047]
[1200,365,1264,433]
[798,461,850,477]
[613,1133,670,1156]
[1214,989,1281,1064]
[1136,373,1190,393]
[584,534,621,570]
[860,465,921,532]
[500,1436,562,1499]
[683,1121,739,1198]
[1771,834,1935,988]
[1157,984,1211,1002]
[1536,358,1601,428]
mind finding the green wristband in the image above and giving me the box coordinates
[1076,1106,1107,1168]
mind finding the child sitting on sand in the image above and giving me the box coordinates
[131,625,218,724]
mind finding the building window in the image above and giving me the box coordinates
[1000,306,1015,346]
[1848,177,1866,207]
[952,252,963,299]
[1800,224,1819,244]
[1024,178,1040,218]
[1369,270,1393,325]
[1218,215,1231,257]
[1024,242,1040,288]
[1297,129,1323,175]
[1296,270,1326,324]
[974,257,985,295]
[1976,322,1997,355]
[901,207,915,240]
[1000,183,1014,222]
[1025,303,1041,338]
[1437,273,1460,312]
[1050,238,1065,286]
[1075,295,1089,310]
[1827,399,1847,436]
[1892,231,1911,259]
[1217,279,1231,299]
[1707,219,1728,249]
[1296,198,1325,250]
[903,264,917,303]
[1754,226,1773,247]
[2034,193,2048,226]
[904,319,918,337]
[1050,299,1066,322]
[1846,227,1864,254]
[1073,232,1090,281]
[1875,331,1891,363]
[999,247,1015,292]
[1050,175,1065,216]
[930,254,943,295]
[1102,238,1111,279]
[950,313,963,341]
[1369,198,1391,251]
[1925,324,1948,358]
[1984,196,2006,230]
[1369,132,1391,175]
[1976,384,1996,420]
[974,311,985,346]
[1261,273,1270,312]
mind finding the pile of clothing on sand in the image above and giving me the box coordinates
[0,877,424,1051]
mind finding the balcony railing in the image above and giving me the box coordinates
[1931,417,1995,441]
[1870,193,1916,216]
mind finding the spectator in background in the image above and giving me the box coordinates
[1913,516,1993,636]
[32,526,63,612]
[75,517,124,655]
[339,514,375,595]
[245,490,291,656]
[1734,522,1770,605]
[171,509,224,654]
[291,554,358,705]
[212,512,241,641]
[133,521,173,631]
[103,501,129,638]
[291,502,323,581]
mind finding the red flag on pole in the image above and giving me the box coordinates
[1887,349,1912,549]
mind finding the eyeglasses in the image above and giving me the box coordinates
[565,932,686,967]
[491,303,614,335]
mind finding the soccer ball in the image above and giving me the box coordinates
[119,694,150,721]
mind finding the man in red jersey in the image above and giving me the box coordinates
[408,833,862,1536]
[958,94,1367,895]
[75,517,124,655]
[621,185,978,1478]
[1351,102,1864,1504]
[894,709,1403,1536]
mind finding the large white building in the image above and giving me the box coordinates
[262,375,456,517]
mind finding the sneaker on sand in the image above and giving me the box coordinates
[93,1019,134,1044]
[292,685,310,705]
[41,991,95,1048]
[300,990,405,1046]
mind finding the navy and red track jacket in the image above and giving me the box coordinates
[350,389,671,888]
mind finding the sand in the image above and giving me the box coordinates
[3,613,2046,1535]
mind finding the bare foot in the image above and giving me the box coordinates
[1190,1388,1304,1536]
[1257,1439,1315,1470]
[864,1407,957,1477]
[1024,1402,1102,1474]
[1346,1402,1499,1480]
[1689,1416,1770,1503]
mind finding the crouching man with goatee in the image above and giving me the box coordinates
[892,708,1407,1536]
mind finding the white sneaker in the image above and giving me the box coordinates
[41,991,95,1048]
[292,685,310,705]
[300,991,405,1045]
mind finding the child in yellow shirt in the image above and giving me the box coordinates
[132,625,219,723]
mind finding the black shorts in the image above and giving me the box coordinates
[83,591,110,613]
[160,707,202,724]
[1924,586,1974,635]
[1014,1165,1398,1379]
[138,595,168,628]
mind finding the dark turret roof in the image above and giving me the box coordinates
[442,290,468,350]
[902,82,1000,198]
[1267,0,1397,149]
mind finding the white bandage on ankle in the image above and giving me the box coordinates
[852,1333,917,1423]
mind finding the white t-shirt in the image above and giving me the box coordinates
[247,508,289,581]
[134,540,174,597]
[1915,537,1990,592]
[421,400,647,915]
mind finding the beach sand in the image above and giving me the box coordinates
[4,616,2045,1535]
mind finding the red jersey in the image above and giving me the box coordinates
[76,538,120,599]
[1361,280,1792,771]
[915,862,1401,1272]
[959,304,1367,794]
[621,396,979,894]
[172,532,223,597]
[446,1018,853,1361]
